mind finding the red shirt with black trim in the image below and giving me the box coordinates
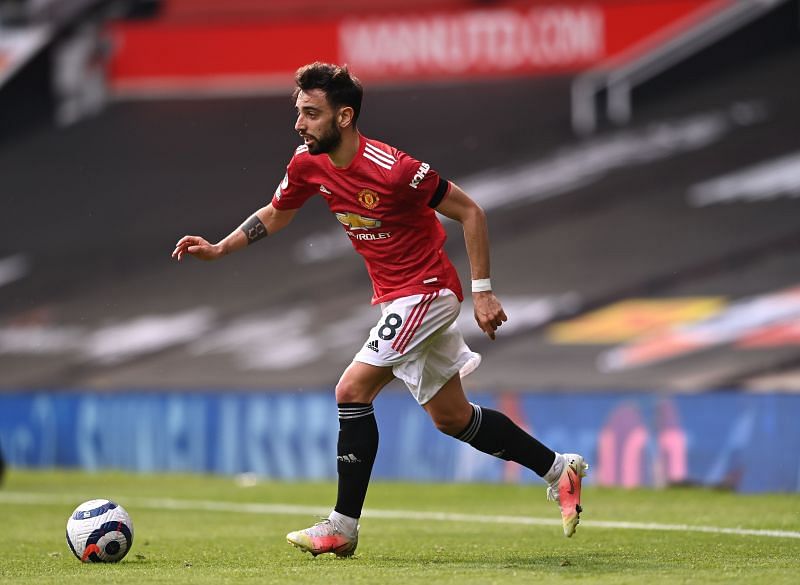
[271,133,463,304]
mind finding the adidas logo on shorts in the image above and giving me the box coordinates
[366,339,379,352]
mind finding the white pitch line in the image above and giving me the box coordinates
[1,491,799,540]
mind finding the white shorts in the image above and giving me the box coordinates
[354,288,481,405]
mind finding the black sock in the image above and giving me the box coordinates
[334,403,379,519]
[455,403,556,477]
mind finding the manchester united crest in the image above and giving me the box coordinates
[357,189,380,210]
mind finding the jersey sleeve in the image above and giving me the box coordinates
[271,151,316,210]
[394,150,450,209]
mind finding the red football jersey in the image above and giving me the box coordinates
[271,133,463,304]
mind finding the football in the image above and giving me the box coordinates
[66,499,134,563]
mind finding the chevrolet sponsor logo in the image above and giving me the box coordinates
[335,212,382,230]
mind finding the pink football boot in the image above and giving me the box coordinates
[286,519,358,557]
[547,453,589,537]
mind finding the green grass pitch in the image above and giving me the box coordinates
[0,470,798,584]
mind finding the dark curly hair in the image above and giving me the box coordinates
[292,62,363,124]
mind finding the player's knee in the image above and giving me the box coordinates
[335,379,371,404]
[429,409,471,437]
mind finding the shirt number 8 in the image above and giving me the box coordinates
[378,313,403,340]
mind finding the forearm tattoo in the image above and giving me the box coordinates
[241,215,268,244]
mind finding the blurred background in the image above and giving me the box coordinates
[1,0,799,492]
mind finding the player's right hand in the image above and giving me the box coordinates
[172,235,222,262]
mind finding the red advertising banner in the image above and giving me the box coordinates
[109,21,339,95]
[108,0,730,96]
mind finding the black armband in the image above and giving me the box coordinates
[428,177,450,208]
[241,215,268,244]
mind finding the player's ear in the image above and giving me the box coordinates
[338,106,354,129]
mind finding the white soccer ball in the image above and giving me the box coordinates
[66,499,134,563]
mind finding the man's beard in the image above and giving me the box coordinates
[307,121,342,155]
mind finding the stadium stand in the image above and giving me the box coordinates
[1,1,799,394]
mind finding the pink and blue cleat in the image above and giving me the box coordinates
[547,453,589,537]
[286,519,359,557]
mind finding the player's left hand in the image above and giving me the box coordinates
[473,291,508,340]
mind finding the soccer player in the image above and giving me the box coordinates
[172,62,588,556]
